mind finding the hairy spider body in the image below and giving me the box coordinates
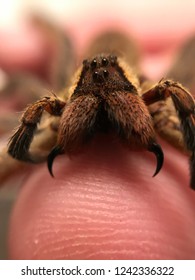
[7,51,195,189]
[47,54,164,176]
[8,54,164,177]
[1,20,195,189]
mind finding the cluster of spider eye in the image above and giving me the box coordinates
[85,56,113,83]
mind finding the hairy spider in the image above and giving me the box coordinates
[8,53,165,178]
[1,18,195,189]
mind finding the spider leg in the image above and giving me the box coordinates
[104,90,164,177]
[8,96,65,162]
[31,14,75,91]
[0,15,75,117]
[142,79,195,189]
[0,72,50,135]
[47,94,100,176]
[0,73,47,102]
[0,117,59,186]
[167,35,195,93]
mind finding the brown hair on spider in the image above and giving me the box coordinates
[7,52,195,189]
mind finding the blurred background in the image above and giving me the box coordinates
[1,0,195,77]
[0,0,195,259]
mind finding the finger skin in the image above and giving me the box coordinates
[8,137,195,259]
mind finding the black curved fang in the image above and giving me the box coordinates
[148,142,164,177]
[47,146,62,177]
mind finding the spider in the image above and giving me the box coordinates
[0,17,195,189]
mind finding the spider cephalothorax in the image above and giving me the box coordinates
[1,22,195,189]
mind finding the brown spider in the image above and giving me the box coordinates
[1,18,195,189]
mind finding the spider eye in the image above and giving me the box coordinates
[103,69,109,78]
[91,59,97,68]
[102,57,108,66]
[93,71,99,80]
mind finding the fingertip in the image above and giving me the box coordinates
[8,138,195,259]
